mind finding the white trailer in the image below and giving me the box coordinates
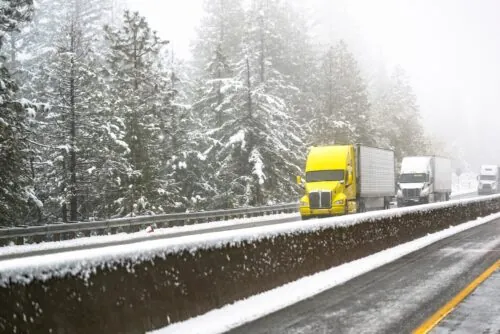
[356,145,396,211]
[397,156,452,206]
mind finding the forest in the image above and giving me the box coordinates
[0,0,431,225]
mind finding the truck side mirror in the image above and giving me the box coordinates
[296,175,302,185]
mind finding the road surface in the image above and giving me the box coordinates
[228,217,500,334]
[431,264,500,333]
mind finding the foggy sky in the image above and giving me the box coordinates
[126,0,500,171]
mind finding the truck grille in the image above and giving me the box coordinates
[403,188,420,198]
[483,184,492,190]
[309,191,332,209]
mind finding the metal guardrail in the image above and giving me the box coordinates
[0,203,299,245]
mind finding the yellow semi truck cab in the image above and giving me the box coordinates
[298,145,396,220]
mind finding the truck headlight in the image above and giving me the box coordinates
[334,199,344,205]
[300,201,308,207]
[493,183,497,189]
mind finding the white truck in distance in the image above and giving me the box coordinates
[477,165,500,195]
[397,156,452,207]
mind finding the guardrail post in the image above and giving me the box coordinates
[33,235,44,243]
[15,236,24,245]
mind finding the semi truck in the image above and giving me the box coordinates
[477,165,500,195]
[396,156,452,206]
[297,145,396,219]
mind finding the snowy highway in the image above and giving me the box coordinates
[226,216,500,334]
[0,191,479,262]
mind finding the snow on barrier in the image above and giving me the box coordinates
[1,195,500,333]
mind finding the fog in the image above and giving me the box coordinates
[127,0,500,171]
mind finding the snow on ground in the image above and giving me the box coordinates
[150,211,500,334]
[450,189,477,198]
[452,172,478,194]
[0,213,298,258]
[1,194,499,287]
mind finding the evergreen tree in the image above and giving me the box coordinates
[0,0,36,225]
[105,11,199,215]
[312,40,371,146]
[0,0,125,223]
[203,0,306,207]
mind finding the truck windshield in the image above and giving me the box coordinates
[480,175,497,181]
[306,170,344,182]
[399,173,428,183]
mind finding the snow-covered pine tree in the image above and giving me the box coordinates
[203,0,306,207]
[0,0,37,225]
[191,44,238,209]
[148,62,211,213]
[191,0,247,209]
[0,0,125,223]
[105,11,204,216]
[39,1,116,222]
[312,40,371,146]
